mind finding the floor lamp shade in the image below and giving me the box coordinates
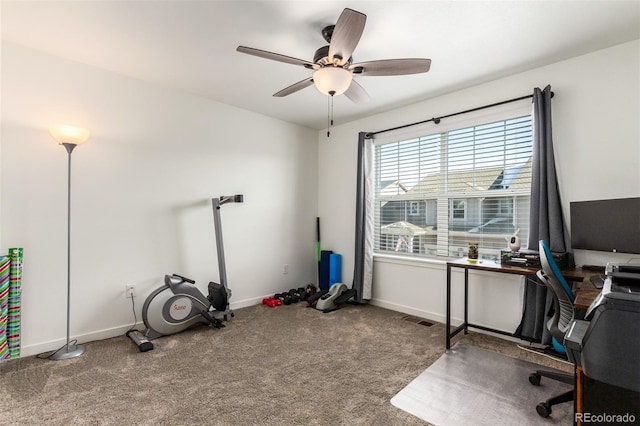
[48,124,89,360]
[49,125,90,146]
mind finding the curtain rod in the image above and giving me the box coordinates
[366,91,553,138]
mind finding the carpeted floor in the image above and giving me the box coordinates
[0,303,572,425]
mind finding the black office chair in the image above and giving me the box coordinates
[528,240,575,418]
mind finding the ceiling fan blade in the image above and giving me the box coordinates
[328,8,367,66]
[349,59,432,76]
[344,80,370,104]
[237,46,316,69]
[273,77,315,97]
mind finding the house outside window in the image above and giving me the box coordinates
[374,114,532,259]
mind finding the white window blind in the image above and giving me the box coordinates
[374,115,532,259]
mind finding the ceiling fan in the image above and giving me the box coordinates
[236,8,431,103]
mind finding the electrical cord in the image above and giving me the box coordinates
[38,293,140,359]
[36,338,81,359]
[125,292,138,335]
[517,343,573,366]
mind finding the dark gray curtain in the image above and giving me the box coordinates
[515,85,572,344]
[353,132,374,303]
[527,86,569,253]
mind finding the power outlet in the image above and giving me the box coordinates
[125,284,136,298]
[283,264,289,275]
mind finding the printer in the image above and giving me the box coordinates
[565,262,640,392]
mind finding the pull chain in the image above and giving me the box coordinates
[327,91,336,138]
[327,95,330,137]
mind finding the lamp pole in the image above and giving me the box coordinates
[48,125,89,361]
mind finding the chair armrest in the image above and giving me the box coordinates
[564,320,590,366]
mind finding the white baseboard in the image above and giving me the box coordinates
[231,296,267,310]
[17,298,266,359]
[369,299,448,325]
[370,298,528,345]
[19,322,146,358]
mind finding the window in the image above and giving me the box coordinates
[450,199,466,220]
[409,201,420,216]
[374,115,532,259]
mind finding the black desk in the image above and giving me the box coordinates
[445,258,588,349]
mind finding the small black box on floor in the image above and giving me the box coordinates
[500,249,568,268]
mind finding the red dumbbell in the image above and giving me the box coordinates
[261,297,282,307]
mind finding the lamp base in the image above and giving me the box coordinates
[49,343,85,361]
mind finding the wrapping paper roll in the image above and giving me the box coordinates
[8,248,23,359]
[0,256,10,361]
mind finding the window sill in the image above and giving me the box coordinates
[373,253,451,268]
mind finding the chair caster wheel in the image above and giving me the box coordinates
[529,373,541,386]
[536,402,551,418]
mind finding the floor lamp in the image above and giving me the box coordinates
[48,124,90,361]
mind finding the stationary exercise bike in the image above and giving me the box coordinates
[127,195,243,350]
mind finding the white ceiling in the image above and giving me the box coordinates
[2,1,639,130]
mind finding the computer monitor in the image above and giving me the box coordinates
[570,197,640,254]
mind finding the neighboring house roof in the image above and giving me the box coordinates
[380,180,408,196]
[401,157,532,195]
[500,158,532,191]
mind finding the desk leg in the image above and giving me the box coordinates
[446,265,451,350]
[575,366,583,426]
[464,268,469,335]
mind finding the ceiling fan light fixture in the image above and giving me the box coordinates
[313,67,352,96]
[237,8,430,105]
